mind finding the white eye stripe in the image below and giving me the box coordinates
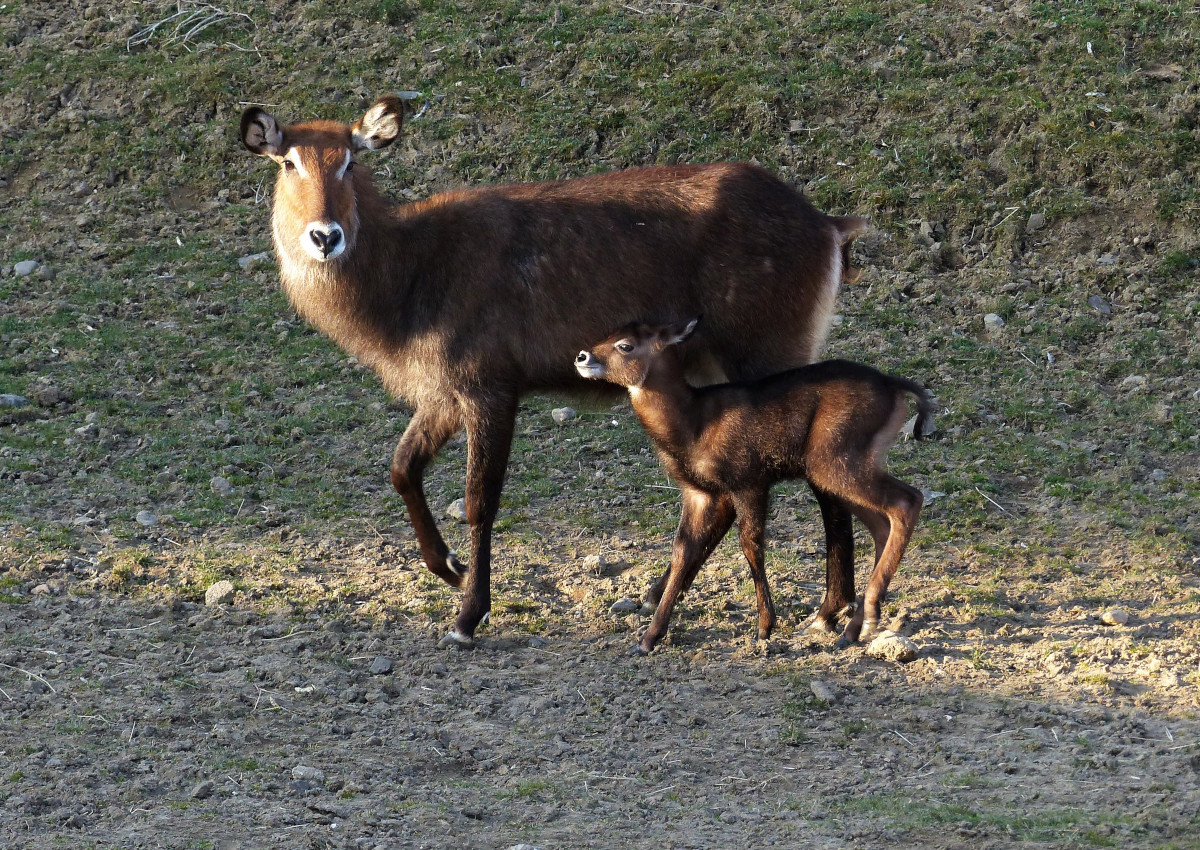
[335,149,352,179]
[283,147,309,178]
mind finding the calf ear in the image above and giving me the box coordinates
[351,95,405,151]
[240,107,285,156]
[665,315,701,345]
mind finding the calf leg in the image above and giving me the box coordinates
[731,489,776,640]
[802,489,857,635]
[391,405,465,587]
[640,570,669,616]
[836,507,890,646]
[641,552,706,615]
[839,477,923,646]
[636,488,734,655]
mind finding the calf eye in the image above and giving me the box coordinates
[616,342,634,354]
[345,160,357,174]
[282,159,297,172]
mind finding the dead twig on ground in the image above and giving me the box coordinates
[127,2,254,53]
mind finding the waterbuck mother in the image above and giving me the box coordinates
[239,94,868,648]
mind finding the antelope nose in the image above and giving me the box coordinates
[307,224,343,257]
[575,351,589,364]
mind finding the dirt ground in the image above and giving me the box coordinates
[2,522,1199,849]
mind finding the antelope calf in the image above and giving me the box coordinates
[240,94,869,648]
[576,318,930,655]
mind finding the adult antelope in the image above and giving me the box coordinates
[239,94,868,648]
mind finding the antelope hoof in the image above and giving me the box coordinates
[858,619,881,643]
[639,600,658,616]
[446,554,466,578]
[628,643,650,657]
[437,629,475,650]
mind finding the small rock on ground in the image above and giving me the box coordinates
[0,393,27,408]
[13,259,39,276]
[984,313,1005,332]
[551,406,577,424]
[809,679,837,704]
[190,780,215,800]
[291,765,325,783]
[204,580,235,607]
[135,510,158,527]
[609,597,640,615]
[1100,608,1130,626]
[445,497,467,522]
[369,656,394,675]
[866,630,918,663]
[238,251,272,270]
[28,385,67,406]
[209,476,233,497]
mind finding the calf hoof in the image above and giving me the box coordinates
[437,629,475,650]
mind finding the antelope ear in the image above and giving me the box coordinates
[240,107,285,156]
[352,95,405,151]
[664,315,701,345]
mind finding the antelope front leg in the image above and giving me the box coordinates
[391,406,464,586]
[635,489,734,655]
[440,391,517,649]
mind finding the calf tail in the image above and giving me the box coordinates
[893,376,934,440]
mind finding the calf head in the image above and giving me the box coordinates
[575,317,699,388]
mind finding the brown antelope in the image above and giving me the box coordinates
[239,94,869,648]
[576,317,929,654]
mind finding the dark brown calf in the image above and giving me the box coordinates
[240,95,868,648]
[576,318,930,654]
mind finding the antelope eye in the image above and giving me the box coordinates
[345,160,357,174]
[282,159,297,172]
[616,342,634,354]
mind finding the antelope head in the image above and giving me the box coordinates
[240,95,405,266]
